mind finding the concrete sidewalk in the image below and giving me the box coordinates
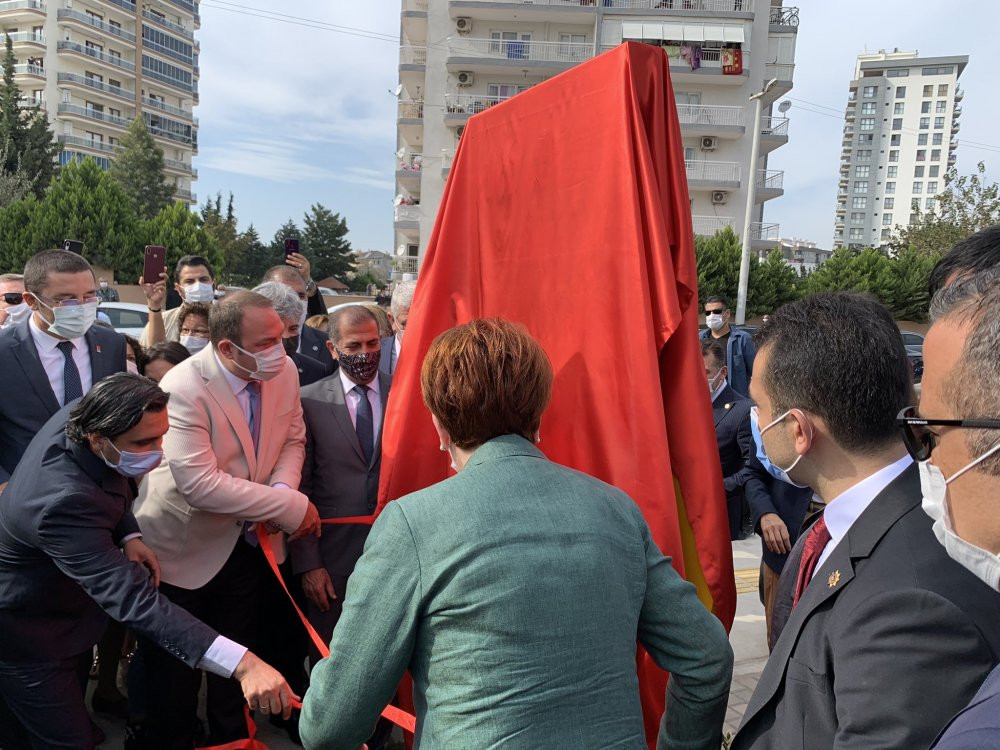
[725,537,769,737]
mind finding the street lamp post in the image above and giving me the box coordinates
[735,78,778,325]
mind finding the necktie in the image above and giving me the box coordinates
[246,381,261,454]
[57,341,83,405]
[793,516,831,606]
[353,384,374,465]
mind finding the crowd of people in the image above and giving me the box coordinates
[0,225,996,750]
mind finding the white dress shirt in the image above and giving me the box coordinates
[394,335,401,367]
[339,367,382,439]
[813,454,913,575]
[29,314,93,406]
[215,351,256,425]
[710,376,727,404]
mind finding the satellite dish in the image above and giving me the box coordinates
[396,244,406,256]
[778,100,791,113]
[395,147,405,160]
[392,84,403,97]
[393,194,404,207]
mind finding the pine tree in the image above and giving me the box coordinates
[301,204,353,281]
[137,201,223,281]
[201,191,241,271]
[109,117,174,219]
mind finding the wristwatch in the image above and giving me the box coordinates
[305,279,317,296]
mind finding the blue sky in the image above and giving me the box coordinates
[194,1,998,253]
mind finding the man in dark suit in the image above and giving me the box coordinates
[379,280,414,376]
[732,292,1000,750]
[0,374,296,750]
[703,338,753,540]
[0,249,126,491]
[262,265,336,374]
[253,281,326,387]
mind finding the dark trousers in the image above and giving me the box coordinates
[256,557,309,696]
[0,651,94,750]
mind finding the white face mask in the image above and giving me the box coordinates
[35,298,98,340]
[707,368,725,394]
[706,312,725,332]
[920,444,1000,591]
[126,359,139,375]
[182,282,215,304]
[1,302,30,329]
[179,335,209,354]
[229,341,286,382]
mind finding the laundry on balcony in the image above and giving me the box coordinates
[680,45,701,71]
[722,46,743,75]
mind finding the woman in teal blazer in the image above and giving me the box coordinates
[301,319,732,749]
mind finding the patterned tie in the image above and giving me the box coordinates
[246,381,261,454]
[57,341,83,405]
[793,516,832,606]
[353,384,374,465]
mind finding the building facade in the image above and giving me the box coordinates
[394,0,799,278]
[4,0,199,203]
[834,50,966,250]
[757,236,830,274]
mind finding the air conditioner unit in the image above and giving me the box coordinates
[457,71,474,87]
[711,191,729,205]
[455,17,472,33]
[700,136,718,151]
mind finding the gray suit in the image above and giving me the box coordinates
[733,465,1000,750]
[0,319,126,483]
[378,335,398,375]
[290,371,391,641]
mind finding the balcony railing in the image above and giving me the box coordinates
[142,9,194,40]
[149,125,193,145]
[769,6,799,26]
[750,222,780,241]
[96,0,136,12]
[394,205,420,223]
[691,215,734,236]
[174,188,196,201]
[163,0,195,13]
[58,103,131,127]
[445,92,512,115]
[398,100,424,119]
[760,116,789,136]
[393,256,419,274]
[600,0,753,9]
[57,9,135,43]
[765,61,795,80]
[57,41,136,72]
[676,103,745,128]
[143,96,194,120]
[57,134,118,154]
[685,159,740,183]
[0,0,45,11]
[4,31,43,43]
[756,169,784,190]
[12,63,44,76]
[57,72,134,100]
[163,157,193,171]
[399,46,427,66]
[397,153,422,172]
[143,37,194,67]
[448,37,592,64]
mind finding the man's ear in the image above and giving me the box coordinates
[326,339,339,360]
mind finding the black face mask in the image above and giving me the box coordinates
[283,335,299,357]
[335,347,381,383]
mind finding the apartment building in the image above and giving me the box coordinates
[834,49,967,249]
[756,236,830,273]
[3,0,199,203]
[393,0,799,278]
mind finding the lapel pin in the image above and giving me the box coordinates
[96,345,102,354]
[725,402,732,410]
[828,570,841,588]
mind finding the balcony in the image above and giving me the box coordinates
[954,87,964,102]
[174,187,196,202]
[142,9,194,40]
[0,0,45,15]
[143,37,195,67]
[447,37,592,74]
[756,169,784,201]
[394,205,420,238]
[396,153,422,192]
[676,104,745,136]
[57,134,118,155]
[163,157,193,173]
[57,72,134,102]
[148,124,194,146]
[57,9,136,43]
[750,222,780,251]
[18,95,42,107]
[444,92,512,124]
[685,159,740,188]
[589,0,752,9]
[393,256,419,276]
[163,0,196,13]
[763,62,795,99]
[58,103,131,128]
[94,0,136,13]
[141,66,194,93]
[692,215,734,237]
[398,100,424,121]
[57,41,136,73]
[5,30,44,45]
[12,63,44,78]
[768,6,799,30]
[143,96,195,121]
[399,46,426,67]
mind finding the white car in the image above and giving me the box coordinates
[318,287,339,297]
[98,302,149,338]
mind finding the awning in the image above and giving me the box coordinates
[621,21,744,45]
[622,21,644,40]
[683,26,705,42]
[661,23,685,42]
[703,25,725,42]
[723,26,746,43]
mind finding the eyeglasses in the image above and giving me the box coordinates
[896,405,1000,461]
[2,292,23,305]
[180,328,210,337]
[35,294,100,308]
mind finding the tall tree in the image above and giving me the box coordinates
[878,246,938,322]
[137,201,223,283]
[227,224,272,286]
[301,204,353,281]
[109,117,174,219]
[201,191,241,271]
[0,195,39,272]
[751,249,801,315]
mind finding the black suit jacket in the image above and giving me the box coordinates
[0,319,127,483]
[743,452,813,575]
[292,351,328,387]
[712,385,752,539]
[733,465,1000,750]
[0,404,217,666]
[299,325,336,375]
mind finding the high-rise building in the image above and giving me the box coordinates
[394,0,799,279]
[834,49,967,250]
[4,0,199,203]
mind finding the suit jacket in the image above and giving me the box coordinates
[733,465,1000,750]
[713,385,752,539]
[378,335,398,375]
[291,351,327,387]
[0,404,217,666]
[290,371,391,578]
[700,327,755,397]
[300,324,336,374]
[133,346,309,590]
[300,436,733,750]
[743,452,814,575]
[0,319,126,483]
[932,663,1000,749]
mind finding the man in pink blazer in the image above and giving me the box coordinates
[133,290,320,749]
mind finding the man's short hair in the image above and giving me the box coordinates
[66,373,169,444]
[701,338,726,370]
[705,295,729,310]
[23,250,94,295]
[209,290,273,346]
[145,341,192,368]
[252,281,306,324]
[929,267,1000,475]
[173,255,216,284]
[0,273,24,283]
[262,265,301,287]
[391,281,417,318]
[328,305,379,346]
[928,226,1000,296]
[754,292,911,453]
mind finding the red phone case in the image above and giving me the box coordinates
[143,246,165,282]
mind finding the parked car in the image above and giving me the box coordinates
[98,302,149,338]
[899,330,924,357]
[318,287,339,297]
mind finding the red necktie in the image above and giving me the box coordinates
[793,516,831,606]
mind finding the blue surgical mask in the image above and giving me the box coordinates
[750,406,811,488]
[103,439,164,478]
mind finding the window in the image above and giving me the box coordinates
[914,165,925,177]
[860,117,875,131]
[912,182,923,193]
[922,66,953,76]
[863,85,877,98]
[887,68,909,77]
[890,134,901,146]
[923,84,933,97]
[850,212,865,225]
[938,83,949,96]
[861,102,876,114]
[912,199,921,210]
[85,70,102,83]
[926,198,936,210]
[108,50,121,61]
[921,101,931,114]
[931,149,941,161]
[927,181,938,193]
[918,134,928,146]
[910,213,920,224]
[932,133,943,145]
[936,101,947,113]
[891,118,903,130]
[934,116,945,129]
[849,228,864,239]
[881,228,891,241]
[558,33,586,58]
[854,180,869,192]
[895,86,906,98]
[858,134,874,143]
[929,165,940,177]
[889,149,899,162]
[916,149,926,161]
[675,91,702,105]
[919,117,930,129]
[882,214,893,225]
[856,149,872,161]
[884,198,895,209]
[855,165,870,177]
[885,182,895,194]
[488,83,528,99]
[852,196,868,209]
[893,102,904,115]
[887,166,898,177]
